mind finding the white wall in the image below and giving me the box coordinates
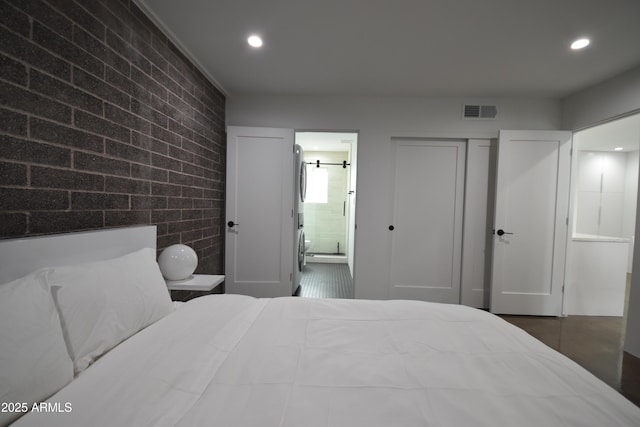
[227,95,561,299]
[573,151,629,238]
[624,151,639,240]
[561,65,640,358]
[562,65,640,131]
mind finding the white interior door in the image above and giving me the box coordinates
[491,130,572,315]
[461,139,496,308]
[226,126,294,297]
[347,137,358,277]
[389,139,465,303]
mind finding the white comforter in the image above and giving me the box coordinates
[16,295,640,426]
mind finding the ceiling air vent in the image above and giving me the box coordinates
[462,104,498,120]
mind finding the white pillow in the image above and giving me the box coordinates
[0,270,74,427]
[47,248,173,375]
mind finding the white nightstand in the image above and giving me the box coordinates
[166,274,224,301]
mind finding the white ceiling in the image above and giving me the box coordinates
[575,113,640,152]
[135,0,640,99]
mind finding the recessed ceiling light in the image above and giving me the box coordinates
[614,147,623,151]
[571,38,590,50]
[247,35,263,48]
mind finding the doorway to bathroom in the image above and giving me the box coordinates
[567,113,640,317]
[295,131,358,298]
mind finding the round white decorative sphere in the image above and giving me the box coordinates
[158,244,198,281]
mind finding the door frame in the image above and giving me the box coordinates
[563,113,640,317]
[562,135,579,316]
[294,130,360,285]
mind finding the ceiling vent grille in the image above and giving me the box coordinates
[462,104,498,120]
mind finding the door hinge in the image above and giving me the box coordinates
[290,272,292,281]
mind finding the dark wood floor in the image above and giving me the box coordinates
[500,314,640,407]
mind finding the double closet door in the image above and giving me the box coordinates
[389,131,571,316]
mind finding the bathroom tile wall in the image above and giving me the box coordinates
[0,0,226,274]
[575,151,637,239]
[304,151,350,254]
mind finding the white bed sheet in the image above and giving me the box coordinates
[15,295,640,427]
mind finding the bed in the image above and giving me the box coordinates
[1,226,639,426]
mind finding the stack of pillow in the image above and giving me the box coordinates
[0,248,174,426]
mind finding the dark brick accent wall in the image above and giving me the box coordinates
[0,0,226,274]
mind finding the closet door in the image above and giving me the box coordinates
[389,139,466,303]
[461,139,496,308]
[225,126,294,297]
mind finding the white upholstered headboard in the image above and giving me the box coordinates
[0,226,156,284]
